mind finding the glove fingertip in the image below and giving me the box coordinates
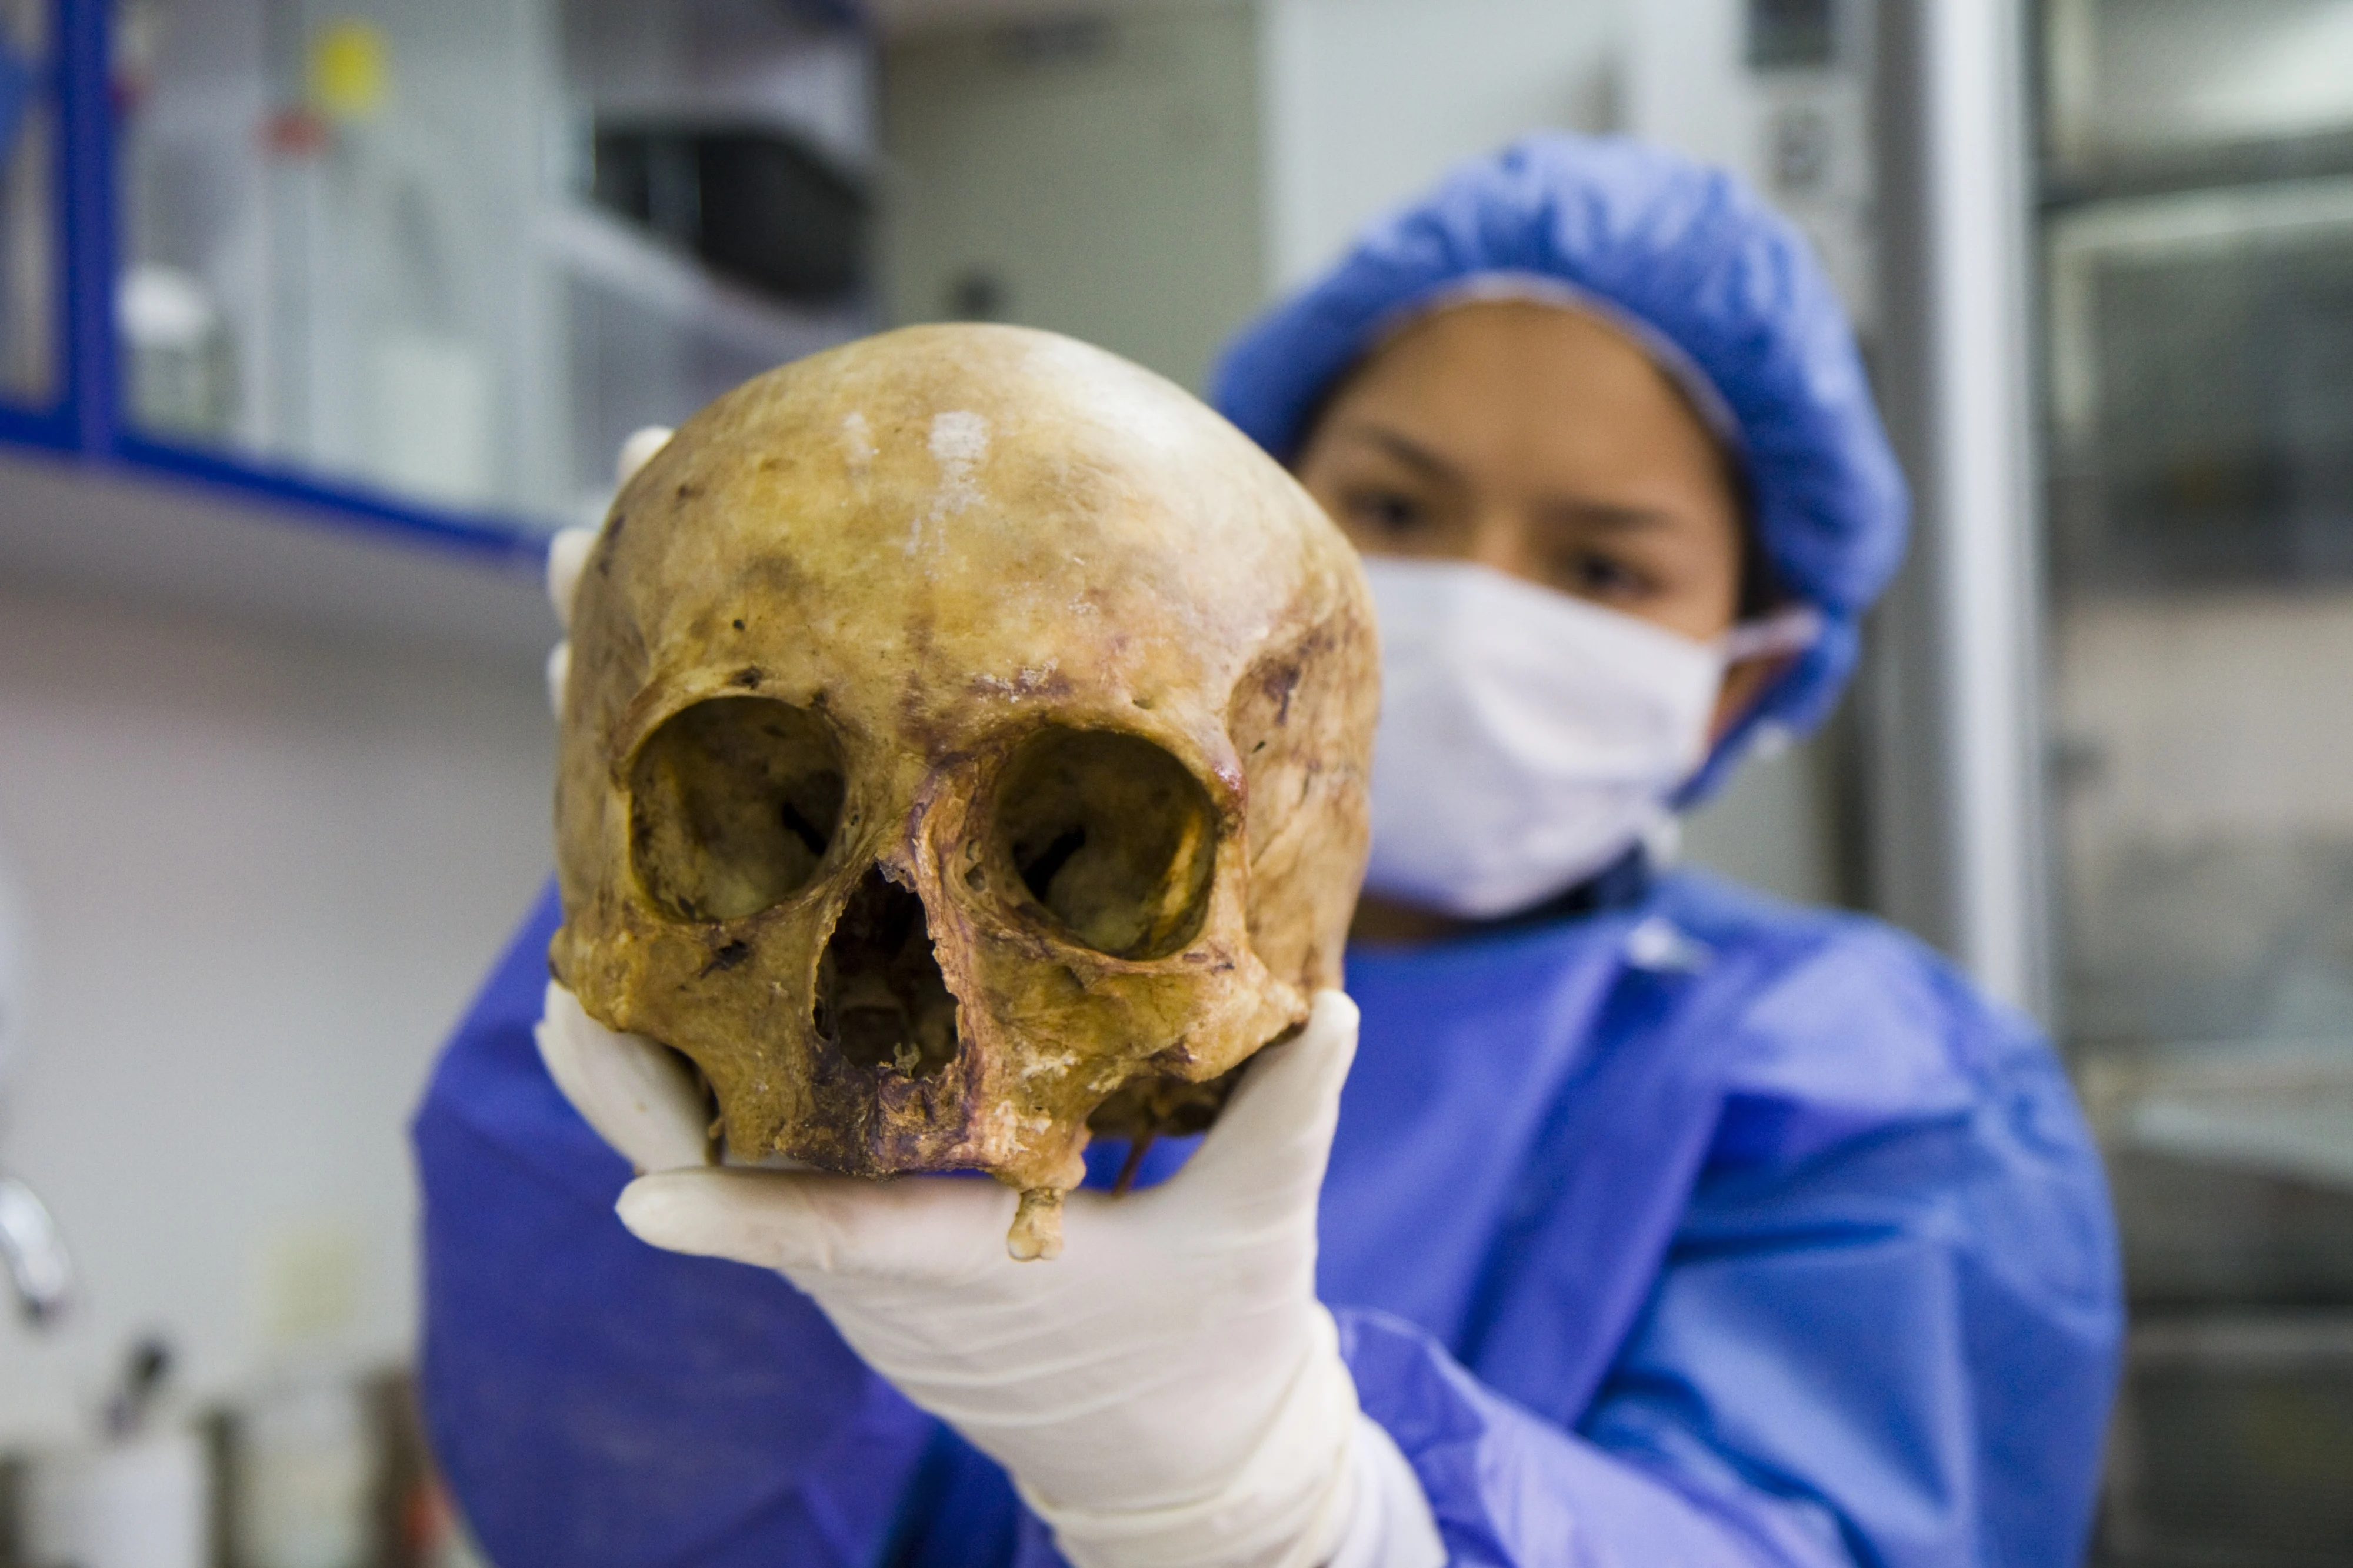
[1232,989,1361,1120]
[614,1173,675,1241]
[616,424,675,487]
[1168,989,1358,1200]
[545,526,599,628]
[616,1170,776,1265]
[1306,988,1361,1053]
[616,1172,690,1242]
[538,982,712,1174]
[616,1176,712,1260]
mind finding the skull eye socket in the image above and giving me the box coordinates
[628,696,846,922]
[991,728,1218,960]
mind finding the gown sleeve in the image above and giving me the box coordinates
[1334,919,2124,1568]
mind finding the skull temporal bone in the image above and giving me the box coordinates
[549,323,1377,1257]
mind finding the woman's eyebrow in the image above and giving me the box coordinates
[1540,499,1678,533]
[1334,423,1463,486]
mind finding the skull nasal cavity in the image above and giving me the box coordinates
[629,696,846,922]
[816,870,961,1077]
[992,728,1217,960]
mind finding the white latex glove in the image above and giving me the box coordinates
[536,983,1439,1568]
[545,424,673,715]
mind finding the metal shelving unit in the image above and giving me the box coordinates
[0,0,873,572]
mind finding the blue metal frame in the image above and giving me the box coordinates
[61,0,112,456]
[0,0,551,573]
[114,432,550,567]
[0,0,71,449]
[4,0,894,573]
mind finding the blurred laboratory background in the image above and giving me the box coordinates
[0,0,2348,1562]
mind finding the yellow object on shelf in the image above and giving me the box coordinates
[308,19,387,123]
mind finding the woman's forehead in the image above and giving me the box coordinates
[1320,302,1735,490]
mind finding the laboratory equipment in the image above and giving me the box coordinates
[0,0,873,553]
[2038,0,2353,1558]
[0,1174,68,1325]
[0,841,67,1328]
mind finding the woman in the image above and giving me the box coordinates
[416,135,2121,1566]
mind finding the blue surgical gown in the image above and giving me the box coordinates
[414,868,2121,1567]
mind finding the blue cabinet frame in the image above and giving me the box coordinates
[10,0,841,572]
[0,0,868,572]
[0,0,91,458]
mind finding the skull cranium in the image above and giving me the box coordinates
[551,324,1377,1257]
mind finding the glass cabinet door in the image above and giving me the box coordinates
[2040,1,2353,1560]
[115,0,871,532]
[0,0,55,411]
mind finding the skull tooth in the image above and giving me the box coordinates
[1007,1189,1064,1262]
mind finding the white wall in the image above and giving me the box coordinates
[879,0,1266,391]
[1257,0,1621,290]
[0,571,550,1447]
[1621,0,1752,184]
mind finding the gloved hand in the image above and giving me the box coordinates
[538,983,1384,1567]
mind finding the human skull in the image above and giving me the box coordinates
[551,323,1376,1258]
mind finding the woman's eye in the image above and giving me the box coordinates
[1558,551,1650,600]
[1345,488,1428,536]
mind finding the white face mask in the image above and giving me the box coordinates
[1361,558,1817,920]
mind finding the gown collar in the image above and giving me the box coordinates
[1474,844,1654,933]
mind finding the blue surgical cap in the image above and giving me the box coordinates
[1211,133,1908,803]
